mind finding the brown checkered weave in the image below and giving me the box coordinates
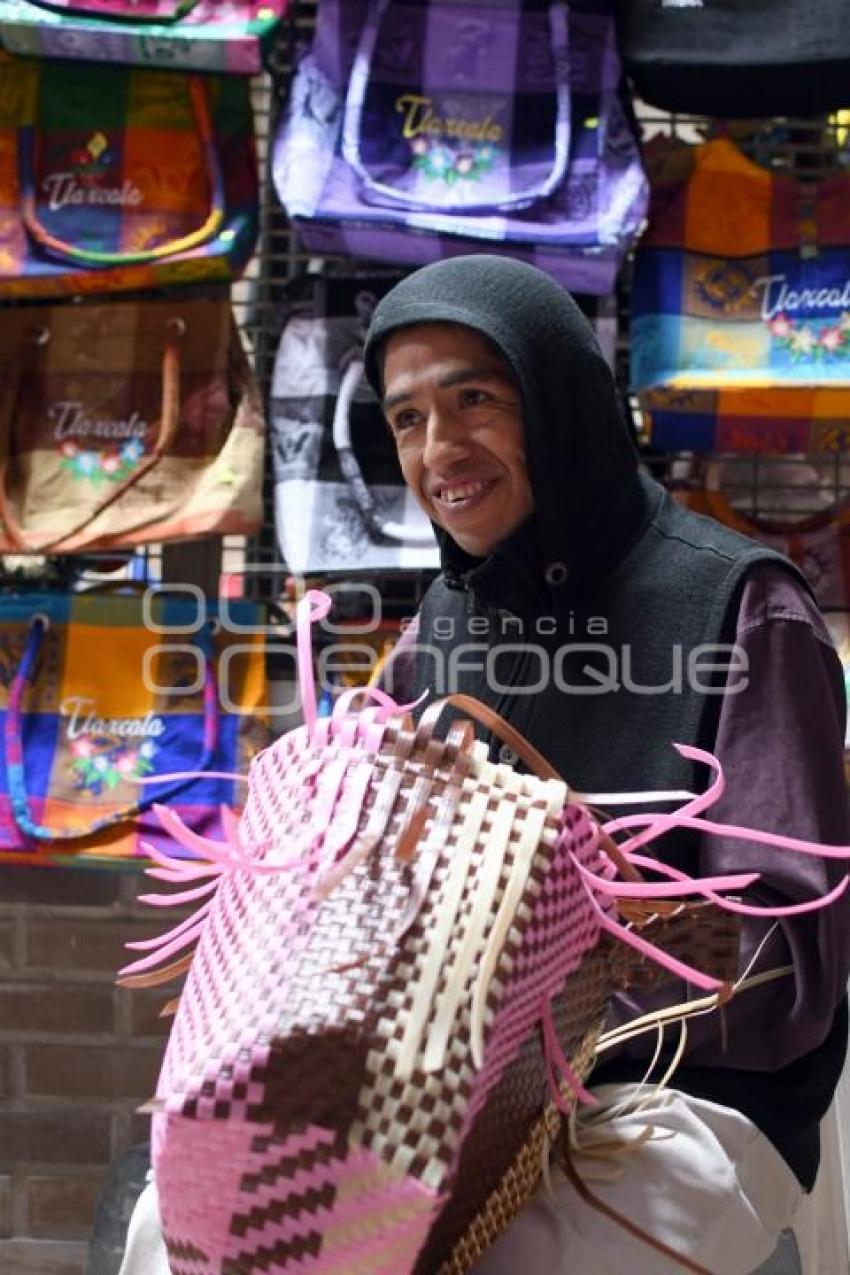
[119,590,758,1275]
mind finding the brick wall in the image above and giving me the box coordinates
[0,866,182,1275]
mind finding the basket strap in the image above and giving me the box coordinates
[4,612,219,842]
[19,75,224,267]
[19,0,199,25]
[414,694,645,884]
[341,0,572,214]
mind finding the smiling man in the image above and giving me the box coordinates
[364,255,850,1275]
[382,323,533,558]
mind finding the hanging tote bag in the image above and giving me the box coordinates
[617,0,850,119]
[0,51,257,299]
[273,0,647,295]
[271,271,440,574]
[271,270,618,573]
[631,135,850,454]
[0,588,269,866]
[0,0,287,75]
[0,297,265,554]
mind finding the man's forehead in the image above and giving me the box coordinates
[381,322,512,388]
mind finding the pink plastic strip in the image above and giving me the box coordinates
[297,590,334,741]
[604,810,850,862]
[592,896,723,992]
[542,996,598,1108]
[574,859,760,899]
[624,851,850,918]
[123,904,212,952]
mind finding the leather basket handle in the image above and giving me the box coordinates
[413,693,643,883]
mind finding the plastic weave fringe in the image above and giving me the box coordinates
[118,588,850,1275]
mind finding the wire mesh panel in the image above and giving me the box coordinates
[4,4,850,604]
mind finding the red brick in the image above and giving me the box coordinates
[0,1238,87,1273]
[0,1047,11,1099]
[129,1111,156,1147]
[0,984,114,1035]
[27,1174,105,1240]
[0,922,15,974]
[0,1109,111,1166]
[127,987,181,1038]
[25,919,157,976]
[0,869,122,909]
[0,1175,11,1239]
[25,1044,162,1102]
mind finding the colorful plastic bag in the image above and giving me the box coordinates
[0,297,265,553]
[0,0,287,75]
[273,0,647,294]
[0,589,269,866]
[631,136,850,454]
[0,51,257,298]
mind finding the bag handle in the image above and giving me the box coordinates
[4,611,220,843]
[341,0,572,214]
[19,76,224,267]
[332,357,435,546]
[414,693,644,883]
[0,317,185,554]
[18,0,200,25]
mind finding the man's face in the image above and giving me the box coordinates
[381,323,534,558]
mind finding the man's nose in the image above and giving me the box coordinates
[421,408,471,470]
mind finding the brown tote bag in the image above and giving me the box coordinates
[0,296,264,553]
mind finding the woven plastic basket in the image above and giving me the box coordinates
[121,589,848,1275]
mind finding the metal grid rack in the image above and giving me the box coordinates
[3,3,849,604]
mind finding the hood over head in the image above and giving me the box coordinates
[363,255,653,610]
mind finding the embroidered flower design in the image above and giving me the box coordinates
[694,262,756,314]
[769,313,850,360]
[60,440,146,485]
[71,740,157,795]
[410,138,496,185]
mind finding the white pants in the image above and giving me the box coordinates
[119,1086,802,1275]
[471,1085,802,1275]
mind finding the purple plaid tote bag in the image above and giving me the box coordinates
[273,0,647,295]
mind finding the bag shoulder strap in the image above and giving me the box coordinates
[19,0,199,26]
[19,75,224,268]
[341,0,572,214]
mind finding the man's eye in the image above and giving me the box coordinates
[460,388,488,407]
[392,410,419,432]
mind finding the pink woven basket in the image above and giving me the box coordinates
[121,589,850,1274]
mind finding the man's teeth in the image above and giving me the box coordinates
[441,481,486,504]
